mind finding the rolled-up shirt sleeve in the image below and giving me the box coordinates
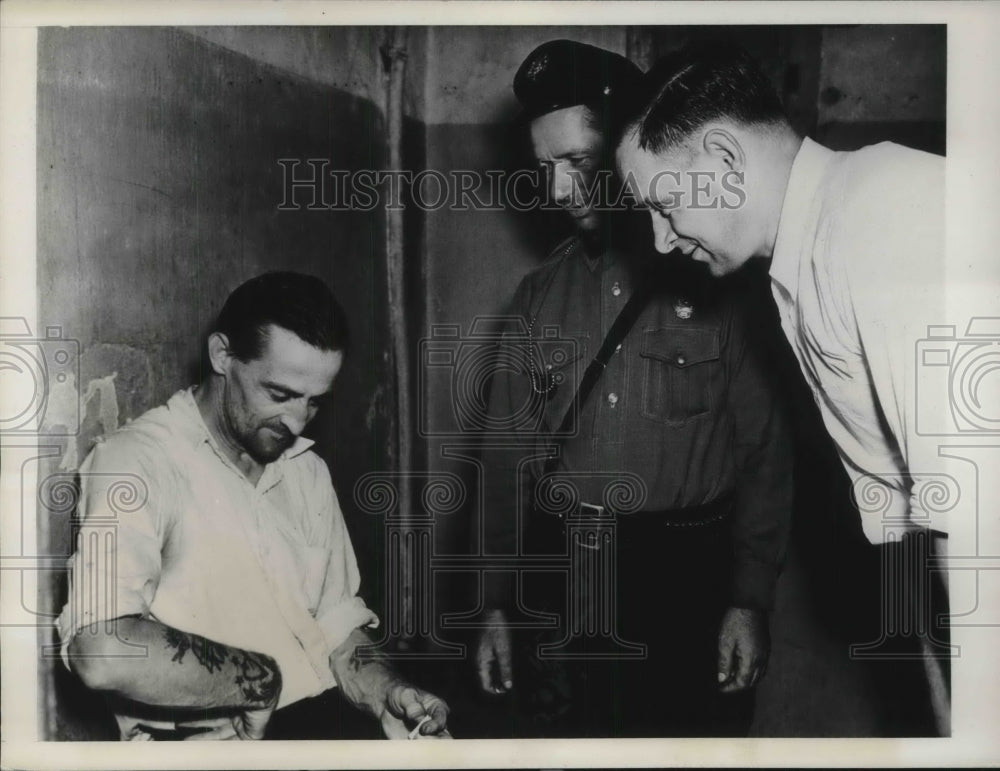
[722,299,794,611]
[57,437,165,666]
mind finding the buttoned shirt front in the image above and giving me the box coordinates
[57,388,378,737]
[769,137,948,541]
[483,236,792,609]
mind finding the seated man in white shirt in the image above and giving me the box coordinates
[58,271,450,740]
[614,42,951,734]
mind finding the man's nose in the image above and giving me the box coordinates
[280,401,311,436]
[650,211,678,254]
[552,166,575,207]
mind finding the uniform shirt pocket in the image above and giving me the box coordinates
[639,326,721,424]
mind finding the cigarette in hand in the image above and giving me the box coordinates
[407,715,432,740]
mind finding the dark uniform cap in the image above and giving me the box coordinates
[513,39,644,123]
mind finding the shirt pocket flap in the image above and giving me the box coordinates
[640,327,720,369]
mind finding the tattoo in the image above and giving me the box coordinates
[164,627,191,664]
[163,628,227,672]
[163,627,281,706]
[233,651,281,706]
[348,640,383,673]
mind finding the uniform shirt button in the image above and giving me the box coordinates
[611,281,622,297]
[677,355,686,365]
[607,392,619,407]
[614,343,622,353]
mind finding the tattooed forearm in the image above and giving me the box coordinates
[233,650,281,705]
[163,627,281,706]
[347,638,386,673]
[329,629,395,717]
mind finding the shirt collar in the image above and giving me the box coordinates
[568,234,618,274]
[167,387,315,461]
[769,137,836,302]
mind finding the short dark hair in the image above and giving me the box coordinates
[214,271,350,361]
[623,42,788,154]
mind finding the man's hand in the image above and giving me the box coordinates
[232,704,277,739]
[330,628,451,738]
[475,609,514,694]
[380,683,450,739]
[717,606,769,693]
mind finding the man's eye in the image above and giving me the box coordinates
[269,391,291,403]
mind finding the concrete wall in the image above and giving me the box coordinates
[816,25,946,153]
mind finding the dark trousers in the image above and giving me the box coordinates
[512,509,755,737]
[264,688,381,740]
[862,530,951,736]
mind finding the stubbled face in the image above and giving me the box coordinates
[616,132,754,276]
[530,105,605,235]
[220,324,342,464]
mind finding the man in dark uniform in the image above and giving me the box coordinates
[473,40,793,738]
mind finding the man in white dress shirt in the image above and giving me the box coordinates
[614,42,951,734]
[58,271,450,740]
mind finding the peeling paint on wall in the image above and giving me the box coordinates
[43,372,120,470]
[41,370,79,435]
[84,372,120,436]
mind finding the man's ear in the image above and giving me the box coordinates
[701,127,746,173]
[206,332,233,377]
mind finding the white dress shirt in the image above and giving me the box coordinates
[769,137,949,542]
[57,388,378,738]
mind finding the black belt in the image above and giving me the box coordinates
[537,495,734,528]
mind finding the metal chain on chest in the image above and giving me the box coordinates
[525,239,577,395]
